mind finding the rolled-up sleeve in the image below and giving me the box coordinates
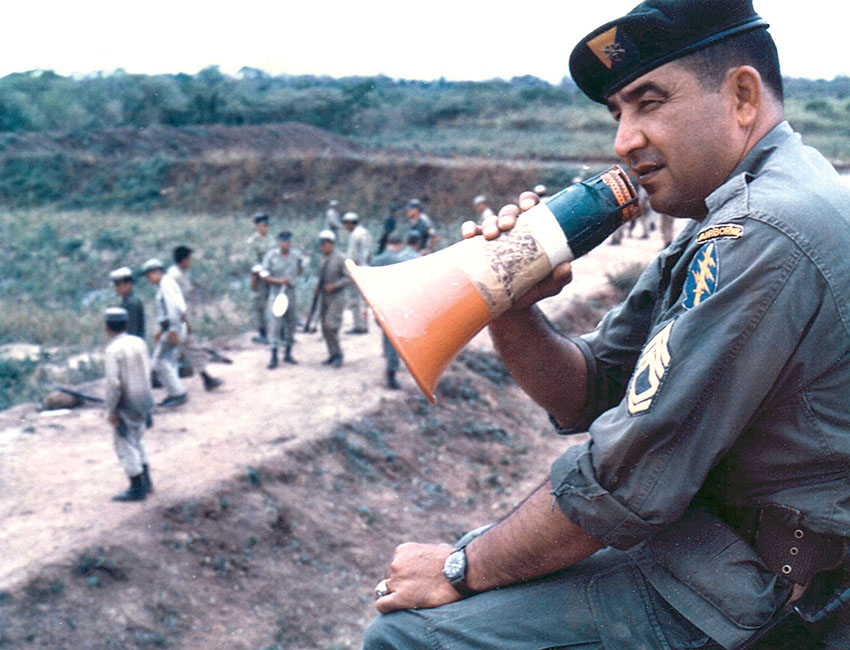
[550,214,828,549]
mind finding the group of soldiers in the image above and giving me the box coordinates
[246,199,438,377]
[99,192,469,503]
[102,245,223,502]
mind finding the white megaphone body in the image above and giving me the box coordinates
[346,165,639,403]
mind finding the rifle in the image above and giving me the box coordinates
[201,346,234,364]
[51,384,105,404]
[304,269,324,333]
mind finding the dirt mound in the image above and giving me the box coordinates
[0,122,360,160]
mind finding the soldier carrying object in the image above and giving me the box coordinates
[262,230,303,369]
[143,258,187,408]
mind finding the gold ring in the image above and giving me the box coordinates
[375,578,390,599]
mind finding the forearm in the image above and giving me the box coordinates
[488,306,588,427]
[465,482,601,592]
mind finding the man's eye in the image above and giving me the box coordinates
[639,99,662,110]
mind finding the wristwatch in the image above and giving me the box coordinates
[442,547,476,597]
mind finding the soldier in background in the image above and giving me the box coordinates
[247,213,272,343]
[405,199,437,252]
[166,245,223,391]
[325,199,343,238]
[143,258,187,407]
[473,195,496,225]
[103,307,155,502]
[261,231,303,368]
[342,211,372,334]
[369,231,421,389]
[376,204,399,255]
[109,266,145,340]
[315,230,350,367]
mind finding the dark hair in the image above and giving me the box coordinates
[681,28,783,101]
[106,320,128,333]
[173,245,193,264]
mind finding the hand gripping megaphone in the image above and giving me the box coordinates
[346,165,638,403]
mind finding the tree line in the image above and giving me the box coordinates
[1,66,843,137]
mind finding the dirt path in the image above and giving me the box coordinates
[0,228,672,593]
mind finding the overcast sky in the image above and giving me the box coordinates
[3,1,847,83]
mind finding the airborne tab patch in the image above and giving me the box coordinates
[683,242,719,309]
[696,223,743,244]
[628,320,674,415]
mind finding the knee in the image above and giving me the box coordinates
[360,611,424,650]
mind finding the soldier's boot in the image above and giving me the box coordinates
[142,464,154,494]
[267,348,279,369]
[201,371,223,391]
[283,345,298,365]
[386,371,401,390]
[252,326,269,344]
[112,474,147,502]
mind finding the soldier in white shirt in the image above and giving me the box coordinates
[143,258,188,407]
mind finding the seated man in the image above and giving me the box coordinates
[361,1,850,648]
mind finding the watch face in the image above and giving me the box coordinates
[443,550,465,580]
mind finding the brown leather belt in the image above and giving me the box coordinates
[723,505,846,585]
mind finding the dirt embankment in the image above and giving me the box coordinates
[0,122,595,216]
[0,231,666,650]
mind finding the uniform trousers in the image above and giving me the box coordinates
[362,545,721,650]
[320,290,346,358]
[113,413,148,477]
[349,285,369,331]
[253,282,270,333]
[382,332,400,374]
[266,287,297,349]
[152,327,186,397]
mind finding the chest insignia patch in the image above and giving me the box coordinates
[683,242,719,310]
[628,320,674,415]
[696,223,743,244]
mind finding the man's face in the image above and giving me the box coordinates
[343,221,355,232]
[145,269,162,285]
[256,222,269,236]
[319,240,334,256]
[278,239,291,254]
[406,208,420,223]
[114,279,133,296]
[607,61,740,219]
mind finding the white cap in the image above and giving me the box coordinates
[342,211,359,223]
[109,266,133,282]
[533,184,548,195]
[251,263,263,274]
[142,258,164,273]
[317,229,336,242]
[473,195,487,205]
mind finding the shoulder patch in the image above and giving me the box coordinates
[683,242,719,310]
[628,320,674,415]
[696,224,743,244]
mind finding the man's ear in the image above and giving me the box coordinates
[728,65,762,128]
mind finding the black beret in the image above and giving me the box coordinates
[569,0,768,104]
[277,230,293,241]
[252,212,270,224]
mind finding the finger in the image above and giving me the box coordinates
[460,220,481,239]
[518,191,540,212]
[375,590,405,614]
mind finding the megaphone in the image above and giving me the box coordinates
[347,165,638,403]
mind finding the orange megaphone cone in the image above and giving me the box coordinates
[347,165,638,403]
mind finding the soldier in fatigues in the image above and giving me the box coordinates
[247,213,272,343]
[261,231,303,368]
[369,231,420,389]
[103,307,155,502]
[342,211,372,334]
[325,199,342,238]
[166,245,223,391]
[315,230,351,367]
[109,266,145,340]
[143,258,188,407]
